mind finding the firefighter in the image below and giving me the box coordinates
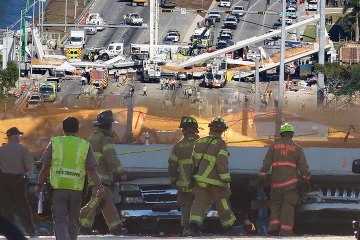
[259,123,311,236]
[35,117,104,240]
[168,116,200,235]
[188,117,244,236]
[79,110,128,235]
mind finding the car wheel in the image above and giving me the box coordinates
[102,54,109,61]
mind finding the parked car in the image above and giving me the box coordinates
[84,23,97,35]
[232,5,245,17]
[219,0,232,7]
[27,94,44,109]
[208,10,222,22]
[223,16,238,30]
[165,31,180,42]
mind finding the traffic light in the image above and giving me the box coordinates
[196,9,205,13]
[257,11,265,15]
[162,9,173,13]
[225,10,233,14]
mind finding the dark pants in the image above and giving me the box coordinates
[0,177,35,235]
[52,189,83,240]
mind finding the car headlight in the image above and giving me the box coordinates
[120,184,140,191]
[124,196,145,204]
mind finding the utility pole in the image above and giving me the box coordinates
[75,0,78,19]
[65,0,68,32]
[255,56,260,107]
[317,0,325,108]
[275,0,286,138]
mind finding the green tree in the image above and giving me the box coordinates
[342,0,360,41]
[0,61,19,98]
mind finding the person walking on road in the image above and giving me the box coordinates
[79,110,128,235]
[143,84,147,96]
[188,117,244,236]
[0,127,36,236]
[168,117,200,235]
[35,117,104,240]
[259,123,310,236]
[129,86,135,98]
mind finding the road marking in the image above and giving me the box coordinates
[261,1,279,32]
[238,0,263,39]
[160,15,174,40]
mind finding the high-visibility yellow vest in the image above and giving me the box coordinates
[50,136,89,191]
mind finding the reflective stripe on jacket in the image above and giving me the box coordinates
[168,134,199,190]
[260,138,311,189]
[50,136,89,191]
[192,133,231,187]
[88,130,124,185]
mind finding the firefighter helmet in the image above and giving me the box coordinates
[280,123,294,133]
[208,117,228,130]
[179,116,199,129]
[93,110,116,126]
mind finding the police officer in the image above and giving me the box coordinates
[259,123,310,236]
[188,117,243,236]
[0,127,36,236]
[79,110,127,235]
[168,116,200,235]
[35,117,104,240]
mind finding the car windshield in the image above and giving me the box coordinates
[206,73,214,79]
[71,37,82,42]
[30,96,41,100]
[40,87,53,94]
[234,6,243,10]
[215,74,222,80]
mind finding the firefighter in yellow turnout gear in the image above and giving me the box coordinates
[79,110,127,235]
[188,117,244,236]
[259,123,311,236]
[168,116,200,235]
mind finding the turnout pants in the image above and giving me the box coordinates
[0,177,35,236]
[268,188,299,234]
[177,189,194,230]
[79,185,121,231]
[189,182,236,228]
[52,189,83,240]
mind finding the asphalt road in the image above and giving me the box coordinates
[84,0,197,51]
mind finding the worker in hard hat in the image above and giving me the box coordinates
[188,117,244,236]
[79,110,127,235]
[168,116,200,235]
[259,123,311,236]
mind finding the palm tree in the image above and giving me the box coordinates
[343,0,360,41]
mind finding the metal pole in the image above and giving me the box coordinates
[2,28,8,70]
[149,0,154,60]
[126,95,134,143]
[65,0,68,32]
[317,0,325,107]
[75,0,78,19]
[275,0,286,138]
[31,0,35,77]
[255,56,260,107]
[296,7,300,41]
[41,0,44,37]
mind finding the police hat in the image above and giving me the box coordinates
[6,127,24,137]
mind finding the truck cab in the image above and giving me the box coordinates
[99,43,124,61]
[70,29,86,48]
[125,13,143,26]
[39,82,57,101]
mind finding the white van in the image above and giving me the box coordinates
[220,0,232,7]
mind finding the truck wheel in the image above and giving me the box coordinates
[102,54,109,61]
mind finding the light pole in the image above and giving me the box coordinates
[275,0,286,138]
[65,0,68,32]
[75,0,78,20]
